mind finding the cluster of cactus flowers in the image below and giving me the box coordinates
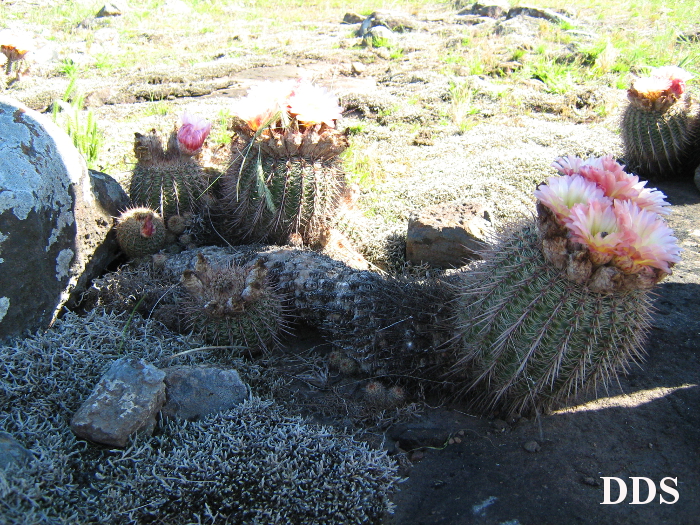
[453,154,681,415]
[621,65,700,180]
[218,79,349,245]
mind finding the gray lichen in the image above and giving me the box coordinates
[0,310,401,524]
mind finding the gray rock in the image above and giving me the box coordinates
[161,366,248,421]
[71,358,166,447]
[694,164,700,192]
[0,432,33,468]
[406,201,495,268]
[365,25,397,45]
[507,6,575,26]
[459,1,510,19]
[0,97,126,340]
[96,3,123,17]
[370,10,417,32]
[523,440,541,453]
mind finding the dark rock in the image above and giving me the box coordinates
[161,366,248,421]
[342,12,364,24]
[459,1,510,19]
[0,432,33,468]
[71,358,166,447]
[0,97,126,340]
[523,440,541,453]
[96,3,123,17]
[390,424,453,450]
[406,201,495,268]
[694,164,700,192]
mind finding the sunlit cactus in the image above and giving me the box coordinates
[621,66,700,180]
[452,155,681,415]
[129,113,212,218]
[218,80,349,245]
[115,207,166,258]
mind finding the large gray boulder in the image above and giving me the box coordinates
[0,96,127,340]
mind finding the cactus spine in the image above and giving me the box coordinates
[621,66,700,180]
[218,80,349,245]
[130,114,211,218]
[452,221,653,415]
[115,207,166,258]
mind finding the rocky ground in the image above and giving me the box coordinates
[2,1,699,524]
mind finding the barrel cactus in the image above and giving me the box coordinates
[453,155,681,415]
[161,253,288,355]
[129,113,212,218]
[218,80,349,245]
[621,65,700,180]
[115,207,166,258]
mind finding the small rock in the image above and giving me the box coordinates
[490,419,509,432]
[365,25,397,45]
[406,201,495,268]
[350,61,366,75]
[507,6,574,26]
[96,3,123,17]
[523,440,541,453]
[582,476,599,486]
[459,1,510,19]
[161,366,248,421]
[370,10,417,32]
[342,12,364,24]
[410,450,425,461]
[71,358,166,447]
[0,432,33,468]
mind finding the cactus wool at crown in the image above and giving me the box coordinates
[452,155,681,415]
[218,80,349,245]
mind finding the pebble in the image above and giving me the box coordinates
[523,440,541,453]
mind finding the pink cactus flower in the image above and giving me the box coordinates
[629,181,671,215]
[286,80,343,127]
[552,155,585,176]
[230,80,296,131]
[577,155,640,200]
[534,174,609,221]
[650,65,693,97]
[612,200,681,274]
[177,113,211,155]
[565,200,624,265]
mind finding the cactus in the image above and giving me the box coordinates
[621,66,700,180]
[162,253,287,354]
[129,113,212,219]
[161,246,456,379]
[218,80,349,245]
[115,207,166,258]
[451,155,681,415]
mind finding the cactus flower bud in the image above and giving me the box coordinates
[177,113,211,155]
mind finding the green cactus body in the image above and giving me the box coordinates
[115,207,166,258]
[453,222,653,415]
[130,130,209,218]
[174,254,287,354]
[621,91,700,180]
[219,122,349,245]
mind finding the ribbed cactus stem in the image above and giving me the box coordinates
[621,89,700,180]
[218,121,349,245]
[130,129,210,218]
[453,221,653,415]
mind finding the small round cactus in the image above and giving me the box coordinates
[621,66,700,180]
[169,253,287,354]
[130,113,212,218]
[218,80,349,245]
[453,155,681,415]
[115,207,166,258]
